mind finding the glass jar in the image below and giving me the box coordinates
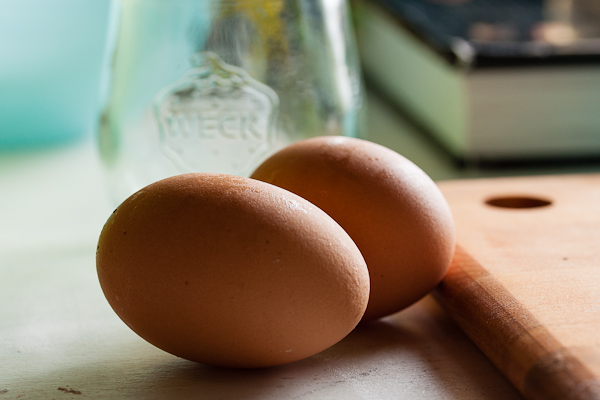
[98,0,365,204]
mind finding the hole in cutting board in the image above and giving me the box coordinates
[484,196,552,209]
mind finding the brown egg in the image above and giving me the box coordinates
[251,137,455,321]
[96,173,369,368]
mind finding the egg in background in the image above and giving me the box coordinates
[251,136,456,321]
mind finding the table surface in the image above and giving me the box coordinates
[3,91,598,399]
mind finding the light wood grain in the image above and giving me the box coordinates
[435,173,600,400]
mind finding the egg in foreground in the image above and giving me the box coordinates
[96,173,370,368]
[251,137,456,321]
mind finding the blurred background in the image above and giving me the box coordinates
[0,0,110,149]
[353,0,600,177]
[1,0,600,253]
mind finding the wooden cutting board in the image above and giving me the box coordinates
[434,173,600,400]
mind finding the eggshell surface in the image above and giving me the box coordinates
[251,137,456,321]
[96,173,370,368]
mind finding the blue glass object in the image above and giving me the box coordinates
[0,0,110,149]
